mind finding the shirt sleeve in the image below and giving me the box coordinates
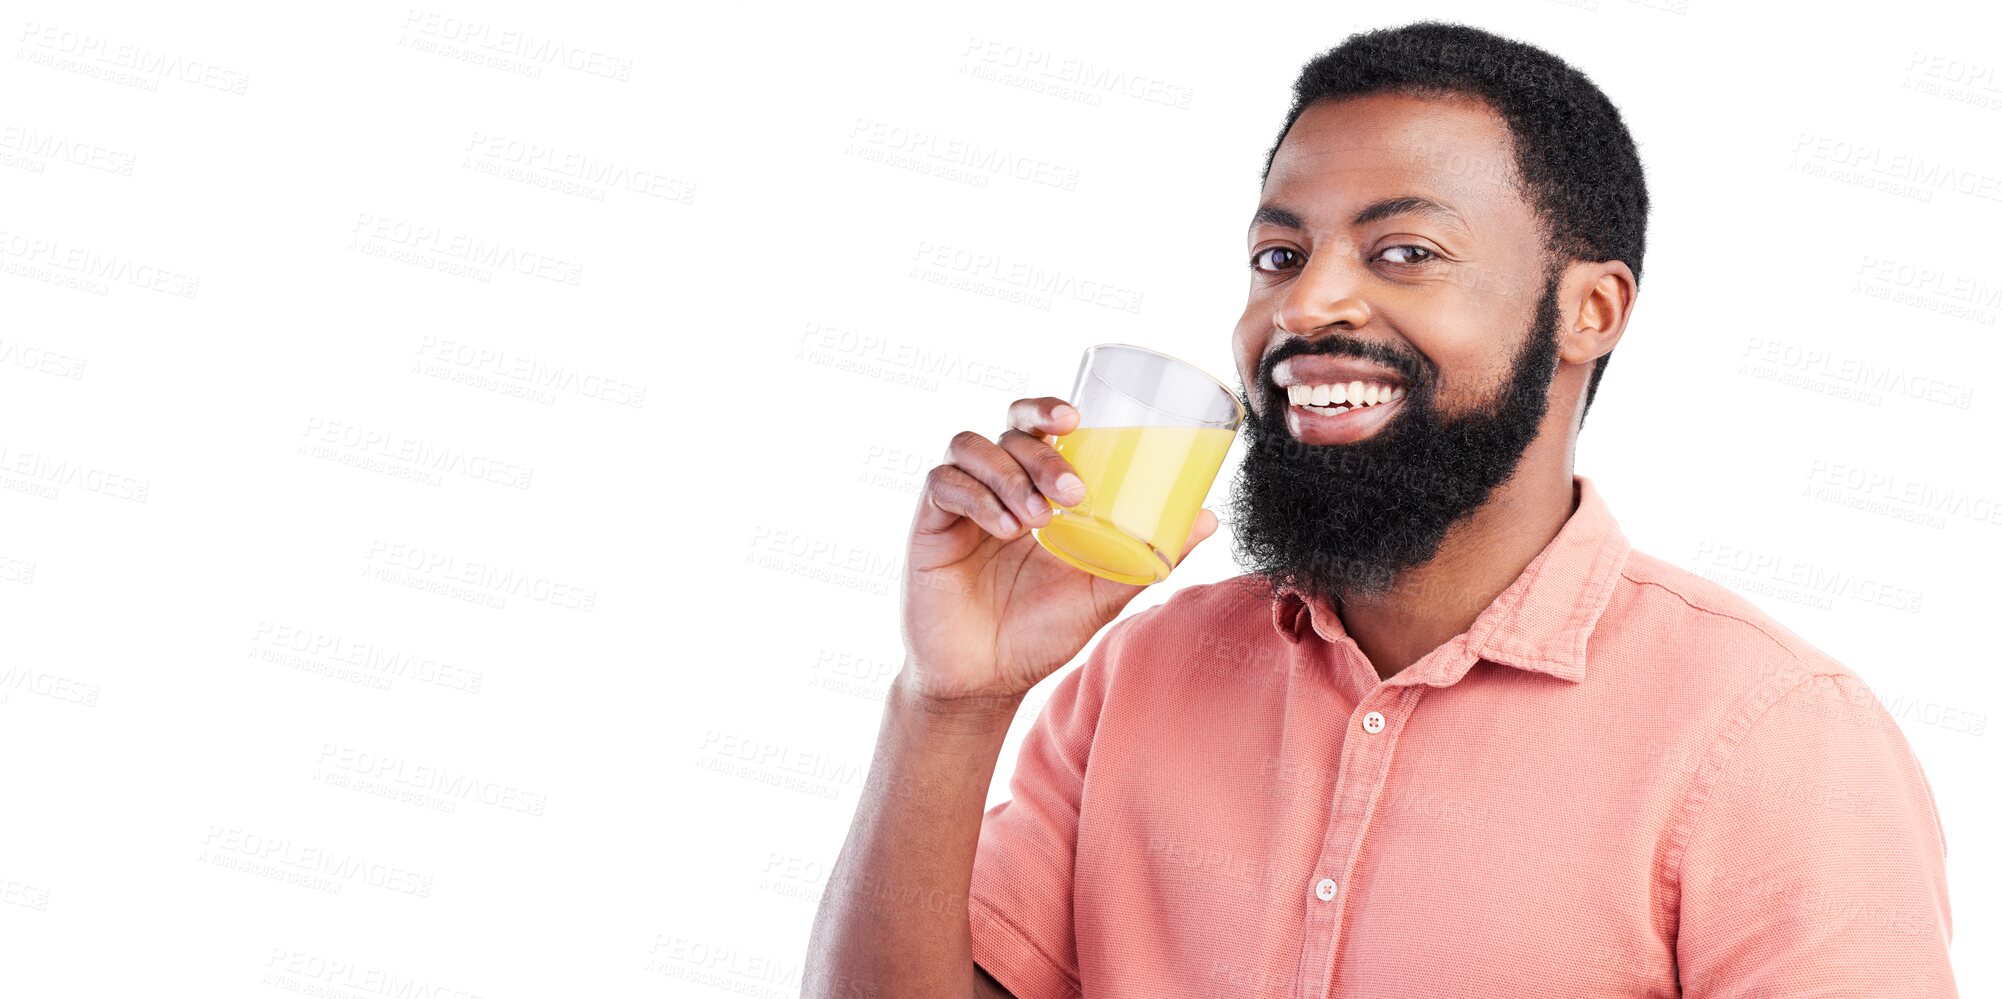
[967,608,1147,999]
[1675,671,1958,997]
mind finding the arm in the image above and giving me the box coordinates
[803,676,1023,999]
[804,395,1212,998]
[1674,671,1957,997]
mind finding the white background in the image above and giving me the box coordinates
[2,0,1998,995]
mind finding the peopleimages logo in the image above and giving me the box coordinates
[363,540,599,612]
[315,744,548,816]
[198,825,433,897]
[0,124,138,176]
[0,664,101,706]
[252,620,485,693]
[0,444,150,503]
[300,417,535,490]
[399,9,633,81]
[350,212,584,286]
[15,21,251,95]
[0,230,199,299]
[412,336,647,408]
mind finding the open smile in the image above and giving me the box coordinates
[1282,384,1406,445]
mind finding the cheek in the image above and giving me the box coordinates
[1231,335,1264,400]
[1390,318,1483,400]
[1430,343,1514,409]
[1232,301,1262,339]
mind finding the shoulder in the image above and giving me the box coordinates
[1602,547,1859,692]
[1080,574,1296,699]
[1588,547,1907,793]
[1154,572,1280,620]
[1103,573,1285,653]
[1608,552,1947,848]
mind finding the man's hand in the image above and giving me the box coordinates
[902,395,1218,704]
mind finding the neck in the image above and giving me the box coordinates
[1335,455,1580,681]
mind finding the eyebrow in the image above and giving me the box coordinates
[1248,196,1471,237]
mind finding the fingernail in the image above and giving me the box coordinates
[998,511,1020,534]
[1053,404,1078,423]
[1027,493,1050,517]
[1056,473,1086,503]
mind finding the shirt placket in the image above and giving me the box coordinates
[1293,683,1421,999]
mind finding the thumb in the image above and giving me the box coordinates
[1175,508,1220,563]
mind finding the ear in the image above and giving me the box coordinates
[1560,260,1637,365]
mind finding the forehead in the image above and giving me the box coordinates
[1263,92,1526,227]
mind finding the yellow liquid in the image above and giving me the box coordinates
[1033,425,1237,585]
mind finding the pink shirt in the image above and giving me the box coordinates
[969,474,1956,997]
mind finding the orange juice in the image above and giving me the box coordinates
[1033,424,1237,584]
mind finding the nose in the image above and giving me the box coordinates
[1273,251,1371,336]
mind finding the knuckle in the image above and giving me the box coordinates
[998,452,1034,483]
[1038,450,1072,478]
[925,465,968,501]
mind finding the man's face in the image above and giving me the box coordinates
[1225,92,1566,604]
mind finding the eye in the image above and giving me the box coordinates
[1249,246,1301,273]
[1249,243,1440,275]
[1378,244,1436,266]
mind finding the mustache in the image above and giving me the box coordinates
[1254,335,1430,407]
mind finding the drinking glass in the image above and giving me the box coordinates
[1032,343,1244,585]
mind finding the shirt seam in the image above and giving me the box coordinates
[969,893,1084,999]
[1618,572,1806,661]
[1663,667,1850,895]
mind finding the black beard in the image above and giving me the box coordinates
[1224,269,1564,608]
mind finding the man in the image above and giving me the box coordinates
[806,20,1957,998]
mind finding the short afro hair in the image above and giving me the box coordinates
[1262,20,1649,426]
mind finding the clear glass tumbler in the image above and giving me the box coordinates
[1032,343,1244,585]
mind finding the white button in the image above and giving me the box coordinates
[1362,711,1385,734]
[1314,878,1338,902]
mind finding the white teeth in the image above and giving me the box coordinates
[1288,380,1401,408]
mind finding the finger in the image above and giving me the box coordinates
[917,462,1022,540]
[1005,396,1082,441]
[945,430,1046,532]
[997,428,1086,516]
[1175,508,1219,563]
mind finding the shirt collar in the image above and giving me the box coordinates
[1267,474,1629,686]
